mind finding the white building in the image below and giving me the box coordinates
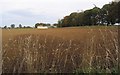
[37,25,48,29]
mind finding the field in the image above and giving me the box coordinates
[2,26,119,73]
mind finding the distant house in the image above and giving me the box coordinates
[114,23,120,26]
[37,25,48,29]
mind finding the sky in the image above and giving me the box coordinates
[0,0,112,27]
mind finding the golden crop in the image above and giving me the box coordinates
[2,27,119,73]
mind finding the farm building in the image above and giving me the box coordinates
[37,25,48,29]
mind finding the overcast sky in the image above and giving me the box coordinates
[0,0,112,27]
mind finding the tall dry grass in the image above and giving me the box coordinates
[2,28,119,73]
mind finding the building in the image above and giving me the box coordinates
[37,25,48,29]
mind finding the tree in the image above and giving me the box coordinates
[60,16,71,27]
[19,24,22,28]
[76,12,84,26]
[57,1,120,27]
[57,19,63,27]
[35,23,40,28]
[46,23,51,26]
[117,1,120,23]
[108,2,118,25]
[35,23,51,28]
[3,26,7,29]
[101,2,118,25]
[91,7,101,25]
[83,9,93,25]
[11,24,15,28]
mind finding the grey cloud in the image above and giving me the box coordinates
[5,9,40,17]
[2,9,59,26]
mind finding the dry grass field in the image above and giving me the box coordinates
[2,26,119,73]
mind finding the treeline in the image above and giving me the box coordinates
[3,24,33,29]
[35,23,51,28]
[57,2,120,27]
[3,23,57,29]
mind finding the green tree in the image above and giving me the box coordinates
[101,4,110,25]
[61,16,71,27]
[4,26,7,29]
[11,24,15,28]
[115,1,120,23]
[69,12,78,26]
[75,12,84,26]
[108,2,118,25]
[19,24,22,28]
[35,23,40,28]
[91,7,101,25]
[57,19,63,27]
[57,1,120,27]
[83,9,92,25]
